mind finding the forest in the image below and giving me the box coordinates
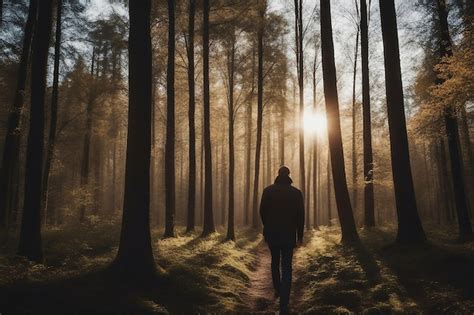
[0,0,473,313]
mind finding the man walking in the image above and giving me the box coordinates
[260,166,305,314]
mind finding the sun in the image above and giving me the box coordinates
[303,109,327,136]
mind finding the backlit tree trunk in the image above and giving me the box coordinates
[164,0,176,238]
[18,0,54,263]
[201,0,216,236]
[379,0,426,243]
[360,0,375,227]
[320,0,359,244]
[111,0,156,278]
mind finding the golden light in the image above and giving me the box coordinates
[303,109,327,136]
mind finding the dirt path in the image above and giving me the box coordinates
[246,241,278,313]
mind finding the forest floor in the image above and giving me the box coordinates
[0,222,473,313]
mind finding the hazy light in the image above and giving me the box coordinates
[303,109,327,136]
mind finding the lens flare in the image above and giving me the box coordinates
[303,110,327,136]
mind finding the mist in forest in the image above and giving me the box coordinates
[0,0,473,313]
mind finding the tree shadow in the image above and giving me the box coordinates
[343,241,382,285]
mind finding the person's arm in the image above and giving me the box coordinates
[259,190,268,226]
[297,190,305,243]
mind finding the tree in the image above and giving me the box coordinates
[360,0,374,227]
[41,0,63,225]
[350,1,359,215]
[379,0,426,244]
[320,0,359,244]
[201,0,216,236]
[294,0,306,210]
[434,0,472,240]
[0,0,37,229]
[251,0,266,229]
[111,0,156,278]
[164,0,176,238]
[17,0,54,262]
[185,0,196,233]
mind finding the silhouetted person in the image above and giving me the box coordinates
[260,166,305,314]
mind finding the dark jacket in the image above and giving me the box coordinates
[259,175,305,247]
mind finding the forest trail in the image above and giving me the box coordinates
[246,241,278,313]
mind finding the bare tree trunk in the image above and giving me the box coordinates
[227,30,236,240]
[18,0,54,263]
[294,0,306,200]
[111,0,156,279]
[320,0,360,243]
[201,0,215,236]
[0,0,37,229]
[252,0,266,229]
[79,49,95,223]
[327,148,332,226]
[379,0,426,243]
[186,0,196,233]
[243,44,255,226]
[361,0,375,227]
[164,0,176,238]
[351,3,359,215]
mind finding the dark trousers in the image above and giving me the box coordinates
[269,245,294,311]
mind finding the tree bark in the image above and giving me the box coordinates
[111,0,156,279]
[17,0,54,263]
[164,0,176,238]
[320,0,360,244]
[351,11,359,216]
[435,0,472,240]
[0,0,37,229]
[201,0,216,236]
[379,0,426,243]
[360,0,375,227]
[252,0,265,229]
[186,0,196,233]
[227,30,236,240]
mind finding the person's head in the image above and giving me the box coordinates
[278,166,290,177]
[275,166,292,185]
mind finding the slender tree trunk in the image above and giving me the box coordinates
[320,0,360,243]
[201,0,215,236]
[164,0,176,238]
[312,45,319,228]
[294,0,306,200]
[227,32,236,240]
[111,0,156,279]
[361,0,375,227]
[0,0,37,229]
[379,0,426,243]
[17,0,54,263]
[435,0,472,240]
[79,49,95,223]
[351,14,359,215]
[244,46,255,226]
[186,0,196,233]
[252,1,265,229]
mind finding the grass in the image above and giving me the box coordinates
[1,222,474,313]
[0,223,262,313]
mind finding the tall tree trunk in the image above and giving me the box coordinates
[164,0,176,238]
[243,45,255,226]
[360,0,375,227]
[312,44,319,228]
[201,0,215,236]
[435,0,472,240]
[294,0,306,200]
[320,0,359,244]
[351,9,359,216]
[111,0,156,278]
[17,0,54,263]
[227,31,236,240]
[0,0,37,229]
[186,0,196,233]
[79,49,95,223]
[252,0,265,229]
[379,0,426,243]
